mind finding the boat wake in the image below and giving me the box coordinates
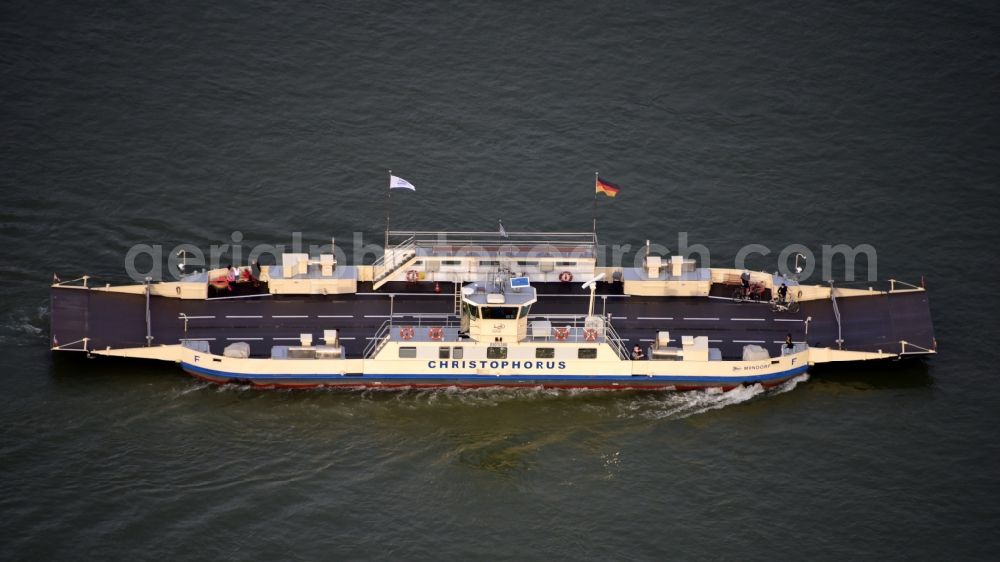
[176,382,214,396]
[349,374,812,416]
[1,305,48,346]
[175,375,810,420]
[365,384,586,406]
[620,374,810,420]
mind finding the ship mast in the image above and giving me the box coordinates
[592,171,598,239]
[385,169,391,251]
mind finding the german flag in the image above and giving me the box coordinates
[595,176,621,198]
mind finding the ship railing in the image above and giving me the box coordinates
[602,320,631,361]
[386,230,598,258]
[526,314,630,359]
[818,278,928,294]
[899,340,937,355]
[364,322,392,358]
[389,312,460,327]
[51,337,90,352]
[372,236,418,281]
[51,275,91,288]
[373,236,415,268]
[826,339,937,357]
[888,278,926,292]
[363,314,461,358]
[830,281,844,350]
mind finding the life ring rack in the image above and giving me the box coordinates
[399,326,415,340]
[558,271,573,283]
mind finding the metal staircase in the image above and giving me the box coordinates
[371,251,418,291]
[371,235,419,291]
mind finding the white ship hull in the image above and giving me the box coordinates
[176,344,811,390]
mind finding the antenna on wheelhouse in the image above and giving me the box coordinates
[493,218,510,292]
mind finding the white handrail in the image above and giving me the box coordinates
[889,278,923,292]
[900,340,936,354]
[363,313,629,360]
[603,321,631,360]
[386,230,597,254]
[373,240,418,282]
[525,314,628,357]
[51,337,89,352]
[52,275,90,288]
[363,320,391,357]
[363,314,462,358]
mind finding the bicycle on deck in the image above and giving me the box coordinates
[732,281,766,304]
[770,296,800,313]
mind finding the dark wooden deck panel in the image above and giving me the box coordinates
[51,282,935,361]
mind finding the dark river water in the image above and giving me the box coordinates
[2,1,998,560]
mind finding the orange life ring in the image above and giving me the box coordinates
[399,326,414,340]
[428,327,443,341]
[584,328,598,341]
[558,271,573,283]
[405,270,419,283]
[554,327,569,341]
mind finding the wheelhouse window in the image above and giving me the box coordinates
[481,306,518,320]
[464,302,480,318]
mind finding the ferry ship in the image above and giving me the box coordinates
[49,230,936,390]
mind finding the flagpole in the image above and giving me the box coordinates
[593,171,598,239]
[496,218,501,287]
[385,169,391,251]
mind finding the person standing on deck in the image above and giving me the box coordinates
[251,260,261,287]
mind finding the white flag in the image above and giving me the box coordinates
[389,175,415,191]
[498,220,508,238]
